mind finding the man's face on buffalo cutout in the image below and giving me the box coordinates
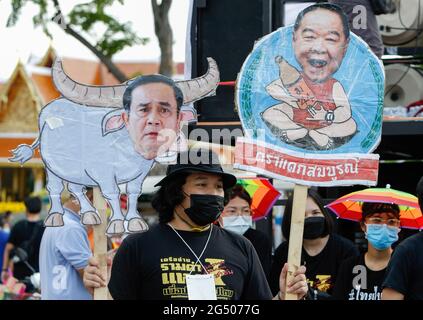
[122,82,182,160]
[293,8,349,83]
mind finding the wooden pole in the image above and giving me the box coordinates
[93,187,109,300]
[285,184,308,300]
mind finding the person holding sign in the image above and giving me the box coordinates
[269,190,358,300]
[39,189,94,300]
[261,3,357,150]
[83,149,308,300]
[333,202,401,300]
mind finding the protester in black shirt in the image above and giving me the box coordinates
[382,176,423,300]
[83,149,308,300]
[270,189,359,299]
[1,197,45,281]
[333,202,401,300]
[219,185,272,279]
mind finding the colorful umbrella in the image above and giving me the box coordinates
[326,186,423,230]
[237,178,281,221]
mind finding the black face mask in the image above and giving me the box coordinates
[303,216,327,240]
[184,194,225,226]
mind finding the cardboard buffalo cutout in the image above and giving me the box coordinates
[10,57,220,236]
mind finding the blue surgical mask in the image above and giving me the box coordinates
[365,224,399,250]
[221,216,252,235]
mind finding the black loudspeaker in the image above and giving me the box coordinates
[190,0,272,122]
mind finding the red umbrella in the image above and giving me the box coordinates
[237,178,281,221]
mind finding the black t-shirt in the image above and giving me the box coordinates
[8,219,45,279]
[108,224,272,300]
[270,233,359,299]
[332,253,386,300]
[243,228,272,280]
[382,231,423,300]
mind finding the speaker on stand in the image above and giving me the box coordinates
[384,64,423,108]
[377,0,423,112]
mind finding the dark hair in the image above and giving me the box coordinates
[152,170,233,224]
[152,172,189,224]
[123,75,183,113]
[293,3,350,40]
[24,196,42,214]
[225,184,252,206]
[0,211,11,228]
[361,202,400,221]
[282,189,334,241]
[417,176,423,211]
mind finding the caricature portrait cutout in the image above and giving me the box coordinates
[9,57,220,236]
[234,3,384,186]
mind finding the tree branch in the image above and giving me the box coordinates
[50,0,127,82]
[65,25,128,82]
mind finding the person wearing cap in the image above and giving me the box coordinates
[83,149,308,300]
[381,176,423,300]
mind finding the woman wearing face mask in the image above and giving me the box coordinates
[332,202,400,300]
[218,185,272,279]
[269,189,359,300]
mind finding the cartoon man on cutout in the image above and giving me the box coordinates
[261,3,357,150]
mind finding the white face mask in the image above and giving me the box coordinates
[221,216,252,235]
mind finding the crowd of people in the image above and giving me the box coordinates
[1,150,422,301]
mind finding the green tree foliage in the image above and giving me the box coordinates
[68,0,148,58]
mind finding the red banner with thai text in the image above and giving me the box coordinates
[234,138,379,187]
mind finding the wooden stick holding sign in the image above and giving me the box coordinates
[93,187,109,300]
[285,184,308,300]
[232,1,384,303]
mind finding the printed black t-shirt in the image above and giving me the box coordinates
[270,233,359,299]
[332,253,386,300]
[108,224,273,300]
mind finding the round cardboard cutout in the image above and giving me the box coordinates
[236,24,384,154]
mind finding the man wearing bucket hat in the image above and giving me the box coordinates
[83,149,308,300]
[382,176,423,300]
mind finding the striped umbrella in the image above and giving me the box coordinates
[237,178,281,221]
[326,185,423,230]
